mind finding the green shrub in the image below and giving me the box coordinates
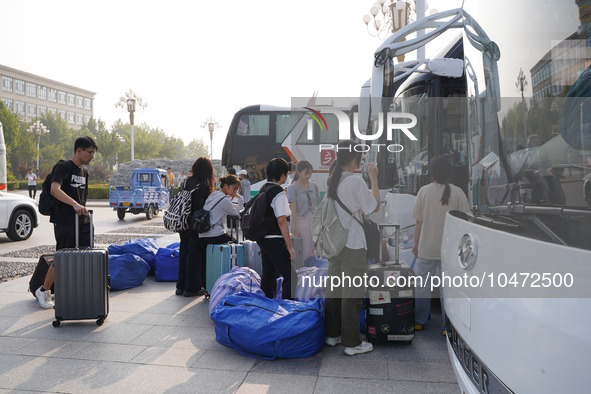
[7,181,21,191]
[87,185,109,199]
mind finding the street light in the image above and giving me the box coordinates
[26,120,49,170]
[363,0,429,59]
[201,117,221,159]
[115,89,147,162]
[515,68,528,139]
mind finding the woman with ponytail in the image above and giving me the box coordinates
[324,140,380,356]
[411,155,471,336]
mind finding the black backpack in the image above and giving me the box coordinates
[38,160,69,216]
[190,195,226,233]
[241,183,283,242]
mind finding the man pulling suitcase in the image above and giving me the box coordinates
[33,136,98,309]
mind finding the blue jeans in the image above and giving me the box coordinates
[414,257,445,330]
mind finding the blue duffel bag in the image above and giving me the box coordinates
[208,266,264,318]
[154,247,179,282]
[295,266,328,302]
[108,254,151,290]
[211,291,325,359]
[108,238,159,273]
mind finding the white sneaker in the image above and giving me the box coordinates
[344,341,373,356]
[325,336,342,346]
[35,286,54,309]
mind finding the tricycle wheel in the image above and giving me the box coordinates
[117,210,126,220]
[146,204,154,220]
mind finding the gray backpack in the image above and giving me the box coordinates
[311,173,353,258]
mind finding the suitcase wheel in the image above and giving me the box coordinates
[96,318,104,326]
[52,320,60,327]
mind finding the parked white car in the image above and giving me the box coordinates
[0,191,39,241]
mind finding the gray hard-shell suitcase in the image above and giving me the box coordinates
[291,236,304,269]
[53,211,109,327]
[243,240,262,276]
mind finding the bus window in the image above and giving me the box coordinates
[319,114,341,144]
[276,113,304,143]
[394,86,431,194]
[237,115,270,136]
[296,113,341,144]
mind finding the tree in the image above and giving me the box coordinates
[81,118,120,170]
[0,101,21,172]
[185,138,209,159]
[38,112,75,155]
[159,135,186,159]
[39,144,67,173]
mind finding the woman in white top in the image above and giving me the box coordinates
[412,156,471,336]
[324,140,380,356]
[287,160,319,262]
[199,174,242,245]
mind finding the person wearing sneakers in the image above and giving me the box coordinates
[35,136,98,309]
[324,140,380,356]
[411,156,471,336]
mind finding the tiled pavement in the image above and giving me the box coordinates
[0,248,459,393]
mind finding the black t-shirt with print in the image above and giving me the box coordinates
[49,160,89,226]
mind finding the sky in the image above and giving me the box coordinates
[1,0,452,159]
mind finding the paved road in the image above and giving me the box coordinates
[0,190,460,393]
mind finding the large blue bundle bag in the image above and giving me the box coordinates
[295,266,328,302]
[211,291,325,359]
[109,254,151,290]
[154,247,179,282]
[304,256,329,269]
[208,266,265,318]
[108,238,159,272]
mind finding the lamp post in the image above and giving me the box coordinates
[201,117,221,159]
[363,0,428,59]
[515,68,528,139]
[26,120,49,170]
[115,89,147,162]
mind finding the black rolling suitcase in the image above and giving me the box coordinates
[29,254,54,297]
[53,211,109,327]
[366,224,415,344]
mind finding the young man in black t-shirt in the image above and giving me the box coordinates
[256,158,296,300]
[34,136,98,309]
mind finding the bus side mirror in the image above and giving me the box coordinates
[427,58,464,78]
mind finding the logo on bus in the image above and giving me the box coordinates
[304,107,327,132]
[304,107,418,154]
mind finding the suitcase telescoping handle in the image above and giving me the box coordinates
[74,209,94,249]
[229,216,241,243]
[378,224,399,265]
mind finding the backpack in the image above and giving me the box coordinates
[241,183,283,242]
[311,173,353,258]
[163,188,196,232]
[311,197,348,259]
[38,160,69,216]
[190,195,226,233]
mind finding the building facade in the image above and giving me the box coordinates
[530,27,591,99]
[0,64,95,129]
